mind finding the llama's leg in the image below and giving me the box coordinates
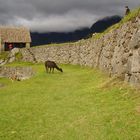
[50,68,52,73]
[52,68,54,73]
[46,67,48,73]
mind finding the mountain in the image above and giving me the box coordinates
[31,15,122,46]
[90,15,122,33]
[31,28,89,46]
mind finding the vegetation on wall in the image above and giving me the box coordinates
[15,52,23,61]
[0,51,9,60]
[93,7,140,39]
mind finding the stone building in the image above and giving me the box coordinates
[0,26,31,52]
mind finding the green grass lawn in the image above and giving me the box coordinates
[0,63,140,140]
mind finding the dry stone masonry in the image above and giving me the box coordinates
[0,66,35,81]
[20,15,140,86]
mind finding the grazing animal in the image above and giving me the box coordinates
[45,60,63,73]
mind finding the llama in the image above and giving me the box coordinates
[45,60,63,73]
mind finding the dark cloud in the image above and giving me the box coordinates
[0,0,139,32]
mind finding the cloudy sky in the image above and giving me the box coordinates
[0,0,139,33]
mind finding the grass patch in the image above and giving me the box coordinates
[33,41,77,48]
[15,52,23,61]
[0,62,140,140]
[0,51,9,60]
[32,35,87,48]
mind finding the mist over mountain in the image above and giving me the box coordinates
[31,15,122,46]
[90,15,122,33]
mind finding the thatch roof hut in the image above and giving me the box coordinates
[0,26,31,51]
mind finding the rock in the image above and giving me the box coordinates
[8,48,20,63]
[0,59,7,66]
[11,48,20,55]
[0,48,21,65]
[129,30,140,49]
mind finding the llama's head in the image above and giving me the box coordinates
[59,68,63,72]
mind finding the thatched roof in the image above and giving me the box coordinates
[0,26,31,43]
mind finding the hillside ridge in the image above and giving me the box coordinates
[31,15,122,46]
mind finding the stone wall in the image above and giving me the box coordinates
[20,15,140,86]
[0,66,35,81]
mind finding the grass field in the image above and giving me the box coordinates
[0,63,140,140]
